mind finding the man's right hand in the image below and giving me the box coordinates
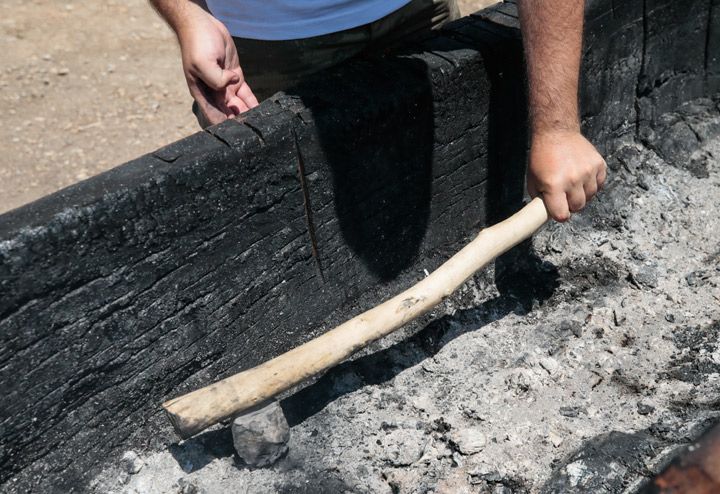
[172,2,259,125]
[527,130,607,222]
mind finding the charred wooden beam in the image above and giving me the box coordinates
[0,0,718,492]
[642,423,720,493]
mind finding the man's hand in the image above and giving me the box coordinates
[518,0,607,221]
[150,0,258,126]
[527,131,607,222]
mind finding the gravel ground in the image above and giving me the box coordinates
[0,0,194,214]
[0,0,497,215]
[90,99,720,494]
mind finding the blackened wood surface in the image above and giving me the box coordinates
[581,0,719,153]
[0,0,718,491]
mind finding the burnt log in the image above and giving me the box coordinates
[641,423,720,493]
[0,1,718,492]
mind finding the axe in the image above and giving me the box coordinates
[163,197,549,438]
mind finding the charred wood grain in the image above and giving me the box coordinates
[0,1,718,491]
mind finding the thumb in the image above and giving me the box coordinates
[195,62,240,91]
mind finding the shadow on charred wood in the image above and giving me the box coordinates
[288,55,435,281]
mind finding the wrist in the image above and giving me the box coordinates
[531,118,581,137]
[528,99,581,136]
[531,128,582,148]
[163,1,209,41]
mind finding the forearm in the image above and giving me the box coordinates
[149,0,208,36]
[518,0,585,135]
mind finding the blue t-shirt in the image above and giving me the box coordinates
[206,0,412,40]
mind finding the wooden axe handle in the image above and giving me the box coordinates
[162,198,549,438]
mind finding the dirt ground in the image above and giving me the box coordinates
[0,0,496,215]
[89,99,720,493]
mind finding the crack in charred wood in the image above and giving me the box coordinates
[293,129,324,282]
[242,121,267,145]
[204,129,232,148]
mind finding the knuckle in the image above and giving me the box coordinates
[564,174,580,187]
[540,179,563,192]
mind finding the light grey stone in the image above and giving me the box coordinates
[379,428,426,467]
[548,431,564,448]
[451,427,487,455]
[539,357,561,376]
[231,400,290,467]
[632,264,659,289]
